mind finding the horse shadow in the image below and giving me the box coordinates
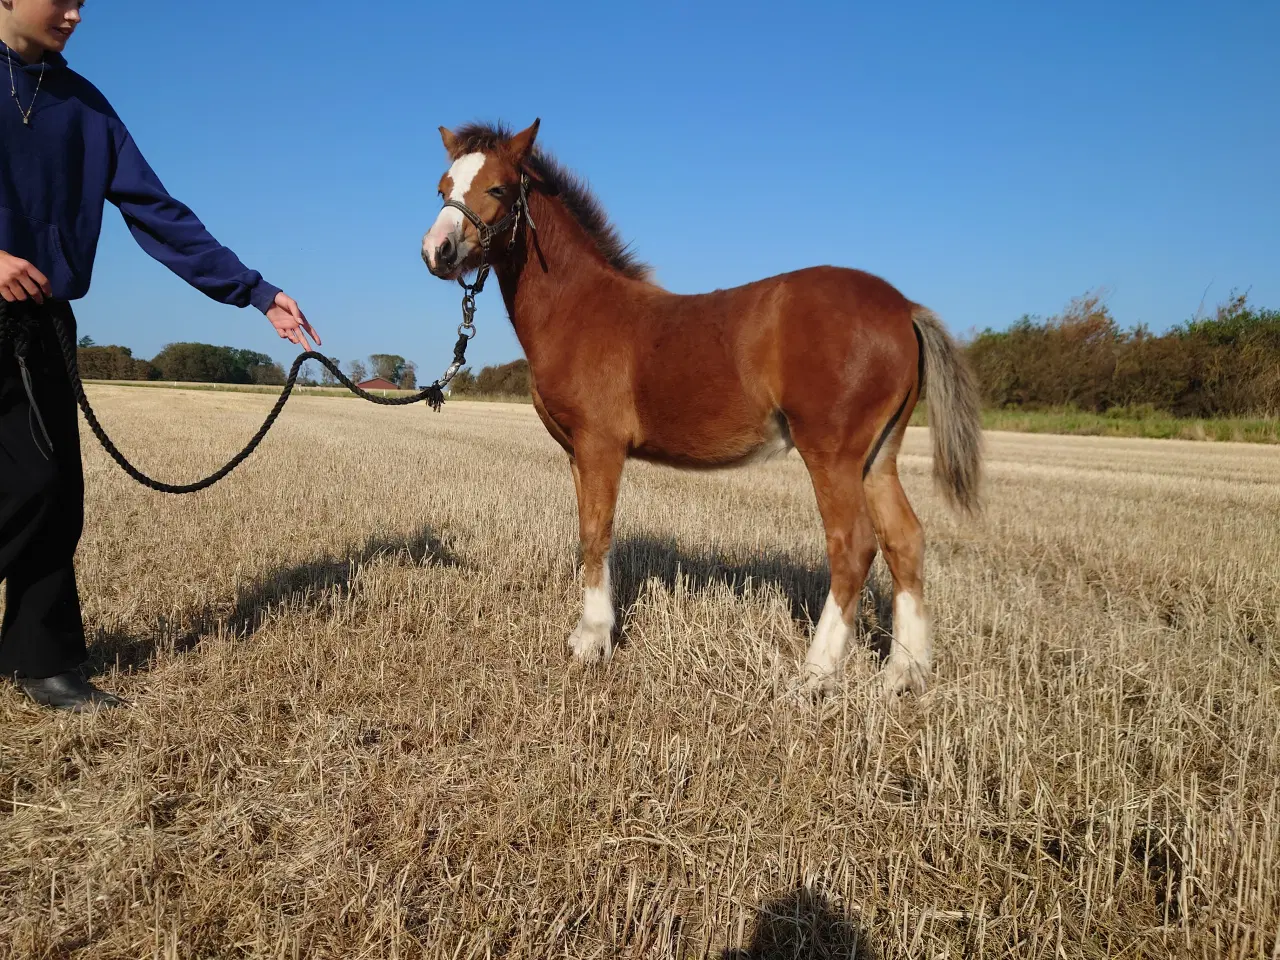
[610,534,894,657]
[722,886,881,960]
[84,525,460,678]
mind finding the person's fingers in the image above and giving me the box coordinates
[26,263,51,296]
[267,307,315,352]
[0,284,17,303]
[300,318,322,347]
[281,308,317,351]
[16,273,43,303]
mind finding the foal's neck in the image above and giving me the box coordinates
[495,193,629,355]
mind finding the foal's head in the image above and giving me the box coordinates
[421,119,540,281]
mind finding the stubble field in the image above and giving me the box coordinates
[1,386,1277,959]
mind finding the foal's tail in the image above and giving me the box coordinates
[911,307,984,515]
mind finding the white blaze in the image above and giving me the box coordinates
[423,152,487,265]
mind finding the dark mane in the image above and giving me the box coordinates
[451,122,651,282]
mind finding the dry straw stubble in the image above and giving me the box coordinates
[1,386,1277,959]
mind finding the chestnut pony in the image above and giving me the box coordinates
[422,120,982,696]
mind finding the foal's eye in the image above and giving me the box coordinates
[487,185,507,198]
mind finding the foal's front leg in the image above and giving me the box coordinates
[567,442,625,664]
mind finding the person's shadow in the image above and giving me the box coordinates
[722,887,881,960]
[84,524,460,678]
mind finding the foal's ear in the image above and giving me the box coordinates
[505,119,541,164]
[439,126,459,156]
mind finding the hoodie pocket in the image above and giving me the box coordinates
[0,205,78,299]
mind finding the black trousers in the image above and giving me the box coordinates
[0,299,87,679]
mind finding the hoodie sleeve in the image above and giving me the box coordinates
[106,123,281,314]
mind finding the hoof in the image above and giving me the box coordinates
[788,663,837,700]
[881,657,929,698]
[567,622,612,664]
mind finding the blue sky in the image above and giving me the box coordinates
[71,0,1279,375]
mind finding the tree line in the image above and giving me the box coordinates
[77,341,419,390]
[447,359,530,398]
[966,291,1279,418]
[80,291,1278,418]
[448,292,1280,420]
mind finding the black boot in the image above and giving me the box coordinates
[17,672,125,712]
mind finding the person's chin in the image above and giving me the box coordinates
[46,30,73,51]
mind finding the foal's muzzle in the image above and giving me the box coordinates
[424,236,459,278]
[422,232,469,280]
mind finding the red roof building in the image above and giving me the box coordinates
[356,377,400,391]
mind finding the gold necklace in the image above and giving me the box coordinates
[3,40,45,126]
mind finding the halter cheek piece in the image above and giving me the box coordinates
[433,172,537,389]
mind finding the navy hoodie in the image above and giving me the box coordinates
[0,45,280,313]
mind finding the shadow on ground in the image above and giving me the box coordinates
[723,886,881,960]
[611,534,893,656]
[85,525,459,677]
[85,529,894,678]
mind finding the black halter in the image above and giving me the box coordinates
[428,172,537,395]
[440,172,536,299]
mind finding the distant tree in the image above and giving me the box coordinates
[252,364,287,385]
[348,359,368,383]
[1173,290,1280,416]
[77,334,95,348]
[77,345,157,381]
[475,358,531,397]
[150,343,287,384]
[295,359,324,387]
[153,343,239,382]
[319,357,341,386]
[448,368,476,395]
[236,349,285,385]
[369,353,408,385]
[77,345,124,380]
[400,361,417,390]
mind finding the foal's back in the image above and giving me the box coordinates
[621,265,921,468]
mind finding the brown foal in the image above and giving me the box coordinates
[422,120,983,696]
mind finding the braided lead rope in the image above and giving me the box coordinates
[49,310,467,495]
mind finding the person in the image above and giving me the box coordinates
[0,0,321,711]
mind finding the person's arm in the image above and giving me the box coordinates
[106,123,319,349]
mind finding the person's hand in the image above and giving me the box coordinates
[266,291,321,351]
[0,251,51,304]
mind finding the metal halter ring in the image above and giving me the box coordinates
[457,322,476,339]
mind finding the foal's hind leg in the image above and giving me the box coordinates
[865,461,931,696]
[796,458,879,695]
[566,440,625,664]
